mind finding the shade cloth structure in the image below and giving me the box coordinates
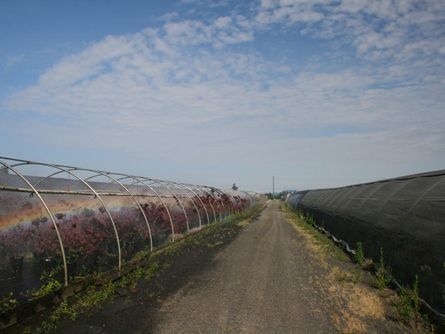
[0,156,254,303]
[286,170,445,313]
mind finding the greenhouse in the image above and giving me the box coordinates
[0,156,254,305]
[287,171,445,313]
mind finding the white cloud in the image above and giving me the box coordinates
[2,1,445,190]
[256,0,445,64]
[162,16,254,48]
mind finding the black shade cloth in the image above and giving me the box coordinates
[287,170,445,312]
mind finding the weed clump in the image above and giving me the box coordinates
[0,293,18,314]
[375,248,391,290]
[354,242,365,266]
[393,275,427,330]
[37,301,77,333]
[32,279,62,298]
[24,203,265,333]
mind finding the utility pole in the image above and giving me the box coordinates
[272,176,275,199]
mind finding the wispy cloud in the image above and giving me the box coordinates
[2,0,444,190]
[256,0,445,62]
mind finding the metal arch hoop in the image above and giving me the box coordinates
[203,187,227,219]
[207,187,226,221]
[115,176,176,242]
[232,194,243,213]
[145,179,190,234]
[135,177,176,241]
[200,186,221,221]
[11,163,123,271]
[164,182,203,229]
[179,184,210,225]
[0,155,251,293]
[225,192,236,215]
[201,187,218,221]
[238,190,252,210]
[222,194,233,215]
[193,186,217,223]
[204,188,222,222]
[213,190,226,219]
[0,160,69,286]
[240,190,255,208]
[81,172,154,252]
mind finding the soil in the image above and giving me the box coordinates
[50,201,414,333]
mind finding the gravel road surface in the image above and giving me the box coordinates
[150,200,336,333]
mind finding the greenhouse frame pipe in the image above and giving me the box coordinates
[232,193,244,212]
[211,188,232,215]
[202,186,227,219]
[233,194,242,212]
[205,187,226,221]
[201,187,218,222]
[201,186,224,222]
[233,196,242,213]
[241,190,254,205]
[178,184,210,225]
[134,177,176,241]
[82,172,154,252]
[114,175,176,242]
[174,183,209,225]
[10,162,123,271]
[164,182,203,229]
[238,190,252,210]
[207,191,222,222]
[193,186,217,223]
[207,190,223,222]
[215,196,226,218]
[224,193,235,215]
[0,156,241,244]
[144,178,190,234]
[0,160,69,287]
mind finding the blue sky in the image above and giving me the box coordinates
[1,0,444,192]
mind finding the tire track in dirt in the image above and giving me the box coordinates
[149,201,336,333]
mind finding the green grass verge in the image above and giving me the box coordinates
[283,202,436,333]
[21,203,265,334]
[282,203,350,262]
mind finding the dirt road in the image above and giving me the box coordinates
[53,200,410,333]
[150,200,336,333]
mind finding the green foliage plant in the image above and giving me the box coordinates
[0,292,18,313]
[376,248,391,290]
[354,242,365,266]
[394,275,423,329]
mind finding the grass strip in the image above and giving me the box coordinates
[16,203,265,334]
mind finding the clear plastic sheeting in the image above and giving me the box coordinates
[0,156,255,303]
[286,171,445,312]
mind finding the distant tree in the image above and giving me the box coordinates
[266,191,289,200]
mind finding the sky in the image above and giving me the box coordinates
[0,0,444,192]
